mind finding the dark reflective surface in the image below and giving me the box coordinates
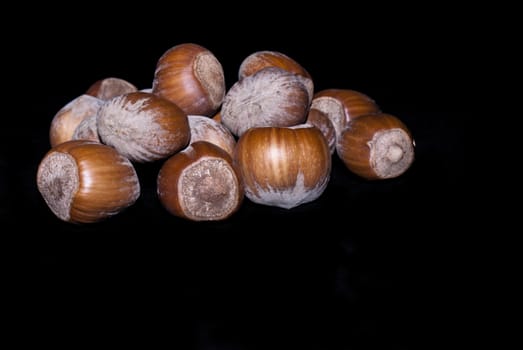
[3,13,465,349]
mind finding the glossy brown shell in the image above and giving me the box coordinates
[234,125,331,209]
[37,140,140,223]
[337,113,414,180]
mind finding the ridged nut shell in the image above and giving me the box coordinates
[337,113,415,180]
[311,89,381,140]
[234,125,331,209]
[36,140,140,223]
[152,43,225,116]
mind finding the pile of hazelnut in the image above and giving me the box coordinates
[36,43,415,224]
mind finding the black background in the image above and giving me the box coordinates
[3,7,465,349]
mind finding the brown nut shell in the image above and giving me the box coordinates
[49,94,103,147]
[157,141,244,221]
[152,43,225,116]
[211,110,221,123]
[238,50,314,101]
[234,125,331,209]
[337,113,415,180]
[72,113,100,143]
[36,140,140,223]
[187,115,236,157]
[97,92,190,163]
[305,108,336,154]
[311,89,381,140]
[86,77,138,100]
[221,67,310,137]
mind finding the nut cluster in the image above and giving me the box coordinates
[38,43,415,223]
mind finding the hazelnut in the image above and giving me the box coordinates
[97,92,190,163]
[157,141,244,221]
[305,108,336,154]
[238,50,314,101]
[152,43,225,116]
[36,140,140,223]
[187,115,236,157]
[86,77,138,100]
[234,125,331,209]
[337,113,415,180]
[72,113,100,143]
[311,89,381,141]
[49,94,103,147]
[221,67,310,137]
